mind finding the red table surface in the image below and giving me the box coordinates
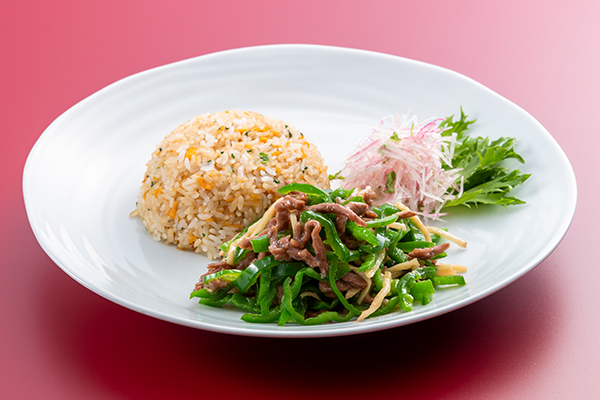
[2,1,598,399]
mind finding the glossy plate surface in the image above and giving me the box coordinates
[23,45,576,337]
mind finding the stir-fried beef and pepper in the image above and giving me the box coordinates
[190,183,467,325]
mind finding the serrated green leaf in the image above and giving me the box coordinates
[440,108,530,209]
[440,106,476,141]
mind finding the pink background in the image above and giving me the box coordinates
[2,0,598,398]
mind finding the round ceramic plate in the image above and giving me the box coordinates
[23,45,576,337]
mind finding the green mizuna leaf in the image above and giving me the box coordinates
[441,109,530,209]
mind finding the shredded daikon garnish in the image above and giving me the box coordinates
[336,113,462,218]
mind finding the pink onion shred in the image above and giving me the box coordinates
[336,113,462,219]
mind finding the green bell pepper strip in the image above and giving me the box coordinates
[197,292,259,313]
[327,251,360,263]
[262,281,281,313]
[220,222,254,253]
[388,247,409,264]
[387,229,410,263]
[232,246,249,265]
[410,280,435,304]
[358,233,388,254]
[335,261,351,280]
[378,203,401,216]
[330,187,353,200]
[229,292,260,313]
[346,220,379,246]
[305,296,339,310]
[278,308,292,326]
[433,275,467,286]
[197,295,232,308]
[328,258,363,315]
[358,249,385,272]
[282,277,354,325]
[289,267,323,299]
[201,269,242,285]
[342,195,365,205]
[372,269,384,291]
[278,183,332,204]
[250,235,270,253]
[241,307,282,323]
[234,255,280,294]
[362,228,402,260]
[256,268,273,315]
[396,240,435,252]
[273,262,306,277]
[367,295,400,319]
[293,297,309,319]
[190,286,232,299]
[300,210,350,262]
[395,267,438,311]
[365,214,399,228]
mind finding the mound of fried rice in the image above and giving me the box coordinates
[132,110,330,259]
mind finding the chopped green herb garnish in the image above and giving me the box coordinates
[384,171,396,193]
[259,152,269,163]
[328,170,345,180]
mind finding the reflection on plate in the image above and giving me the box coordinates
[23,45,576,337]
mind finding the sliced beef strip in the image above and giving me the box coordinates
[318,271,367,298]
[287,191,310,204]
[335,215,348,236]
[292,221,304,246]
[290,220,320,249]
[269,234,328,276]
[408,242,450,260]
[345,201,369,216]
[340,271,368,289]
[396,210,417,219]
[205,260,230,272]
[237,236,253,250]
[274,195,307,231]
[206,278,229,292]
[360,187,376,207]
[194,250,257,291]
[310,223,328,275]
[346,201,378,220]
[308,203,367,227]
[236,251,258,270]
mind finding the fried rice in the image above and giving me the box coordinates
[131,110,330,259]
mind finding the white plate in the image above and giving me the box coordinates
[23,45,576,337]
